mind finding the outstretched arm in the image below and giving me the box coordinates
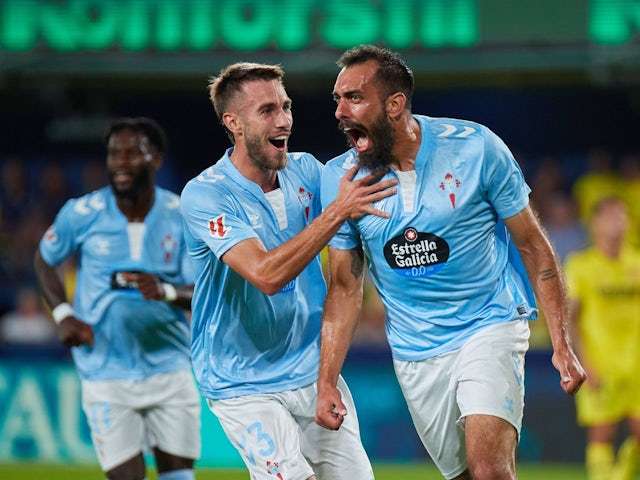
[223,166,396,295]
[504,204,586,395]
[315,246,366,430]
[33,249,94,347]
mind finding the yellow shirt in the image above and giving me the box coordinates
[564,246,640,377]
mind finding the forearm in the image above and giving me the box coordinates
[318,289,362,389]
[229,202,347,295]
[33,249,69,309]
[520,240,572,353]
[318,247,365,388]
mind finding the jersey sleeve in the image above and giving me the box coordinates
[180,179,259,260]
[38,198,81,267]
[481,127,531,219]
[320,157,361,250]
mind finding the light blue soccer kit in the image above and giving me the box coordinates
[180,148,373,479]
[38,186,200,470]
[322,115,536,477]
[180,149,327,400]
[39,186,193,379]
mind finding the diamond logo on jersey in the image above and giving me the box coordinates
[383,227,450,278]
[439,173,461,209]
[297,187,312,220]
[161,234,176,262]
[208,214,231,238]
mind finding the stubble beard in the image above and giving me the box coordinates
[246,134,287,172]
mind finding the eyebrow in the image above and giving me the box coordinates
[333,89,362,100]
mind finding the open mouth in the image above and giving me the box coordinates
[269,135,288,151]
[112,171,132,183]
[344,127,370,152]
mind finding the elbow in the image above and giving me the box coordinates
[252,269,299,295]
[255,280,287,296]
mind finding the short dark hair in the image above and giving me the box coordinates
[338,44,414,109]
[208,63,285,143]
[105,117,167,154]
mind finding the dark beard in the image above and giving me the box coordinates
[355,115,396,171]
[109,169,153,201]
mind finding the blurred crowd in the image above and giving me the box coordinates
[1,146,639,351]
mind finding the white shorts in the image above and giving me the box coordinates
[393,319,530,479]
[81,370,201,472]
[208,375,373,480]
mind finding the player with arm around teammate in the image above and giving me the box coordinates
[34,117,200,480]
[314,45,586,480]
[180,62,396,480]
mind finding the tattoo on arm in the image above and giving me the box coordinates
[349,248,364,279]
[539,268,556,281]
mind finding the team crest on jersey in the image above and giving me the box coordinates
[383,227,450,278]
[297,187,313,220]
[44,225,57,242]
[160,234,176,262]
[439,173,461,209]
[208,214,231,238]
[266,461,284,479]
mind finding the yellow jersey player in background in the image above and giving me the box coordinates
[565,196,640,480]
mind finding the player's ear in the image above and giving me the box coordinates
[222,112,242,136]
[386,92,406,120]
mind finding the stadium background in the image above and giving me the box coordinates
[1,0,639,475]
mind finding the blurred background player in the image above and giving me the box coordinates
[565,196,640,480]
[33,117,201,480]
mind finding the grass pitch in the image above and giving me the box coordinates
[0,462,592,479]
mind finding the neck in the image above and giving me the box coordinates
[597,238,622,259]
[116,187,155,222]
[390,114,421,171]
[229,147,279,192]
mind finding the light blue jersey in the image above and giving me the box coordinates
[39,186,192,380]
[180,149,327,400]
[321,115,537,362]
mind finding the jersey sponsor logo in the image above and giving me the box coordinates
[297,186,312,220]
[278,279,296,293]
[208,214,231,238]
[111,271,140,290]
[383,227,450,278]
[439,172,461,209]
[437,123,476,138]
